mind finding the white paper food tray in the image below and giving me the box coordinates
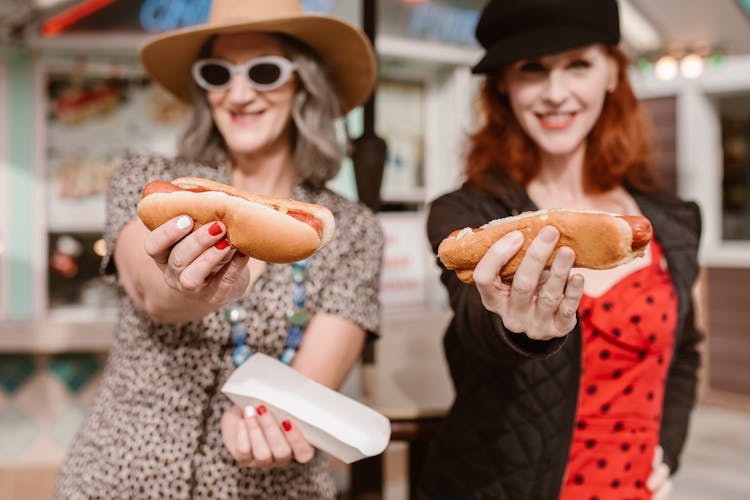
[221,353,391,464]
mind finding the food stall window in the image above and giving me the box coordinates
[45,68,188,317]
[719,93,750,241]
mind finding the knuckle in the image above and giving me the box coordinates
[169,253,189,270]
[143,239,158,258]
[179,275,199,292]
[537,291,561,308]
[524,245,549,265]
[557,301,576,318]
[511,278,535,296]
[502,317,524,333]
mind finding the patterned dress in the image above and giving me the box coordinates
[560,241,677,500]
[54,156,384,499]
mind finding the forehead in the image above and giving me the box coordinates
[516,44,606,66]
[210,32,286,61]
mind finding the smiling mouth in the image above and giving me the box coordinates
[537,112,576,130]
[230,110,264,124]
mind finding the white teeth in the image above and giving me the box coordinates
[541,113,573,123]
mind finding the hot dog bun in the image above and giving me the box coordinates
[438,209,652,284]
[137,177,335,263]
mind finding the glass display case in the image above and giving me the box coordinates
[43,66,188,320]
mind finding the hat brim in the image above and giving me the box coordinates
[472,25,618,74]
[140,15,375,115]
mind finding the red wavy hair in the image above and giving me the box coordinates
[465,46,658,194]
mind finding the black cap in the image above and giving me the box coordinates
[472,0,621,74]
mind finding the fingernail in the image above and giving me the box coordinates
[256,405,267,416]
[507,230,524,244]
[242,405,255,419]
[215,239,230,250]
[541,226,558,242]
[176,216,193,230]
[208,222,223,236]
[282,420,292,432]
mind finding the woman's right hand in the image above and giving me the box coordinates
[221,405,315,470]
[473,226,585,341]
[143,215,251,306]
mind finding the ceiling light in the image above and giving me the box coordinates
[654,55,678,81]
[680,54,704,79]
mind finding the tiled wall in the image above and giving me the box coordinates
[0,353,104,467]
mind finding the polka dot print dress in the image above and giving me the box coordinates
[559,241,677,500]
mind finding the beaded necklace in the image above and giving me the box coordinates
[225,259,310,367]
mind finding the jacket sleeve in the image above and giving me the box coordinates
[659,201,705,474]
[427,191,568,364]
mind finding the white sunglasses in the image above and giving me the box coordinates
[191,56,298,92]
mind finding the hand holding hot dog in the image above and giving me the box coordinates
[138,177,335,263]
[142,214,251,307]
[473,226,585,341]
[441,209,653,341]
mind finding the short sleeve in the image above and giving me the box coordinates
[100,155,172,285]
[316,202,384,336]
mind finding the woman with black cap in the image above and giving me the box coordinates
[420,0,703,499]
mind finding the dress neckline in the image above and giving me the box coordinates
[581,240,663,301]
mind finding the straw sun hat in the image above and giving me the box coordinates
[140,0,376,114]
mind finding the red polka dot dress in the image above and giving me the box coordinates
[560,241,678,500]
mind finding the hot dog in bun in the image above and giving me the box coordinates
[137,177,335,263]
[438,209,652,284]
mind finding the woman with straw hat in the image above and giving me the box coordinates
[54,1,383,498]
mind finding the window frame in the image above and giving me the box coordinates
[630,54,750,268]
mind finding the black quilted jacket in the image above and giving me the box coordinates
[417,179,703,500]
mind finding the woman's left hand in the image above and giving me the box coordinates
[221,404,315,470]
[647,445,673,499]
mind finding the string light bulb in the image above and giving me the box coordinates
[654,55,678,81]
[680,54,704,79]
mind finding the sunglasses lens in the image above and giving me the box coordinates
[199,63,231,87]
[248,63,283,86]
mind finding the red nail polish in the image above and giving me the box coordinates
[256,405,267,416]
[214,239,230,250]
[282,420,292,432]
[208,222,223,236]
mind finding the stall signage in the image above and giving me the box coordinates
[140,0,211,32]
[408,4,479,46]
[139,0,335,32]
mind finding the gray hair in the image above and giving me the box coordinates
[177,34,344,188]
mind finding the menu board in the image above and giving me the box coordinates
[45,73,188,232]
